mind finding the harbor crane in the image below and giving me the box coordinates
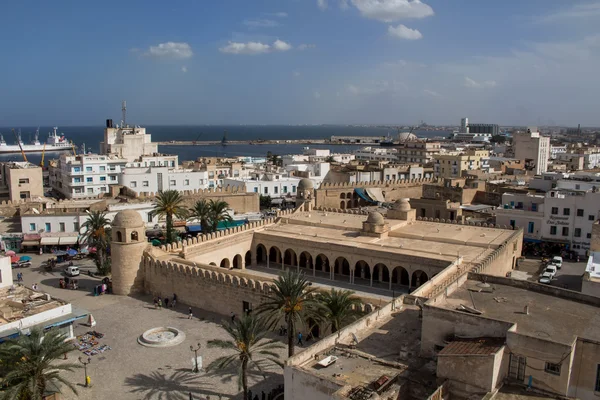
[12,128,28,162]
[192,133,202,145]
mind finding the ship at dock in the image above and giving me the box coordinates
[0,127,73,154]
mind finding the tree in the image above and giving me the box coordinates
[266,152,281,167]
[490,134,507,144]
[325,155,335,163]
[259,195,272,209]
[256,270,321,357]
[0,327,80,400]
[188,199,211,233]
[153,190,188,243]
[208,199,233,233]
[81,211,111,275]
[206,314,284,400]
[317,288,363,333]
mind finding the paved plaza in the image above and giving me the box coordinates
[16,254,287,400]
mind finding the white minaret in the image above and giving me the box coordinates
[460,117,469,133]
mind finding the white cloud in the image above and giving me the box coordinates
[464,77,497,88]
[314,91,322,99]
[534,2,600,24]
[318,0,352,10]
[423,89,442,98]
[298,44,317,50]
[293,71,301,78]
[243,18,280,28]
[181,66,188,73]
[219,39,292,55]
[351,0,433,22]
[273,39,292,52]
[318,0,328,10]
[145,42,193,59]
[271,12,288,18]
[388,24,422,40]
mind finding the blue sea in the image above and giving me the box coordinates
[0,125,450,165]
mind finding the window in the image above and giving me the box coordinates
[99,166,106,171]
[574,228,581,237]
[264,187,268,194]
[18,178,29,184]
[577,209,584,217]
[184,179,190,186]
[86,177,93,183]
[562,227,569,236]
[550,226,557,235]
[528,222,534,234]
[590,215,596,221]
[45,223,51,232]
[86,167,93,172]
[588,233,592,239]
[73,167,81,173]
[292,185,297,192]
[87,188,93,194]
[110,176,117,181]
[73,177,81,183]
[100,187,107,192]
[147,213,153,223]
[130,181,137,188]
[283,186,288,193]
[29,223,36,232]
[253,187,258,193]
[596,364,600,392]
[563,208,570,216]
[531,203,538,212]
[74,222,80,232]
[274,187,278,194]
[143,181,149,187]
[100,176,106,181]
[544,362,560,375]
[131,231,139,241]
[510,220,516,228]
[170,180,176,185]
[551,207,558,215]
[59,222,65,232]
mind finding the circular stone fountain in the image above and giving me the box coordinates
[138,327,186,348]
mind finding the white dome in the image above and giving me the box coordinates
[398,131,418,142]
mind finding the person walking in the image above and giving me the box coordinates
[188,307,193,319]
[172,293,177,308]
[164,298,169,308]
[153,297,158,309]
[230,312,235,323]
[158,297,163,309]
[297,332,303,346]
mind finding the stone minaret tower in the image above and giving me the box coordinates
[111,210,147,295]
[296,178,315,211]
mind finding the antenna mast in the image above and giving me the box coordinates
[121,100,127,128]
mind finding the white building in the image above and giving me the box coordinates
[496,188,600,255]
[550,145,567,159]
[354,147,398,162]
[281,148,354,167]
[120,167,211,194]
[100,119,158,163]
[49,154,127,199]
[224,172,300,198]
[285,162,329,189]
[513,127,550,175]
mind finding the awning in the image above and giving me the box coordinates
[354,188,376,203]
[59,236,79,245]
[43,312,88,329]
[21,240,40,247]
[271,198,284,205]
[524,238,543,243]
[40,237,60,245]
[186,225,202,233]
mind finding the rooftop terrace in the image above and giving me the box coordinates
[0,285,67,325]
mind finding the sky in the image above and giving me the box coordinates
[1,0,599,127]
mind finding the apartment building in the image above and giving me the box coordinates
[354,147,398,163]
[100,119,158,163]
[0,162,44,202]
[513,127,550,174]
[224,172,301,198]
[433,149,490,178]
[396,141,441,164]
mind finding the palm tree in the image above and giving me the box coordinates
[257,270,321,357]
[0,327,80,399]
[81,211,111,273]
[208,199,233,232]
[317,288,363,333]
[153,190,188,243]
[188,199,211,233]
[206,314,284,400]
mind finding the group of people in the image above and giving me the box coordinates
[59,278,78,290]
[16,272,24,283]
[154,293,177,310]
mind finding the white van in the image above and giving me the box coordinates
[65,266,80,277]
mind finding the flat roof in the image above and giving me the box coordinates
[436,279,600,345]
[438,338,505,356]
[586,252,600,280]
[0,286,67,325]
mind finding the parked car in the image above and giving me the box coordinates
[11,261,32,268]
[538,273,552,284]
[64,266,80,277]
[551,256,563,269]
[543,264,558,279]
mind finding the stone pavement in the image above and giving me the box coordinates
[15,253,287,400]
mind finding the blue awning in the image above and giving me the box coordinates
[524,238,543,243]
[354,188,376,203]
[186,225,203,233]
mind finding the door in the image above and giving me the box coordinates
[509,354,526,381]
[157,173,163,191]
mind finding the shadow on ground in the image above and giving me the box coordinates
[124,369,223,400]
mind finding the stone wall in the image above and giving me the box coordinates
[315,178,434,209]
[422,184,479,204]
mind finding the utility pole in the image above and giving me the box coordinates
[190,343,201,373]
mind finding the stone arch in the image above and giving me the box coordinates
[233,254,243,269]
[372,263,389,285]
[256,244,267,263]
[340,201,346,209]
[334,257,351,277]
[340,193,346,199]
[315,254,330,273]
[245,250,252,266]
[354,260,370,282]
[117,231,123,242]
[131,231,139,241]
[209,262,217,266]
[391,266,410,286]
[269,246,282,264]
[346,200,352,209]
[284,249,297,266]
[220,258,231,269]
[299,251,313,270]
[411,270,429,288]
